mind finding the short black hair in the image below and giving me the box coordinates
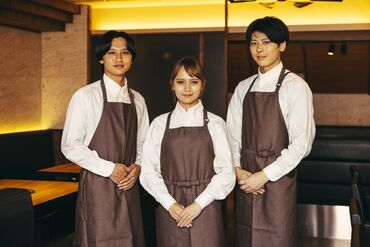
[245,16,289,46]
[95,30,137,61]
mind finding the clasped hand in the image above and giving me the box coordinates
[235,167,268,195]
[168,202,202,228]
[110,163,141,190]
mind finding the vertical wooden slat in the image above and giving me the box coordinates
[199,32,204,66]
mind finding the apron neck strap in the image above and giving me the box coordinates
[165,108,209,129]
[275,67,290,92]
[165,111,173,130]
[128,88,137,114]
[203,108,209,127]
[247,75,258,93]
[100,79,108,102]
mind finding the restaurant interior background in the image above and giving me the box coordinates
[0,0,369,246]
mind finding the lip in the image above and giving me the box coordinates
[114,64,124,68]
[256,56,266,60]
[182,94,193,97]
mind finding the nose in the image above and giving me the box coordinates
[184,81,191,91]
[257,43,263,52]
[115,53,123,61]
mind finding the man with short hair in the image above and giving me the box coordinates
[227,17,315,247]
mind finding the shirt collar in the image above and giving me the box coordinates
[258,62,283,83]
[174,100,203,115]
[103,74,128,98]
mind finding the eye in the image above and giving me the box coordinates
[175,80,185,85]
[263,40,271,45]
[250,41,257,46]
[122,50,131,56]
[107,50,116,55]
[191,80,200,86]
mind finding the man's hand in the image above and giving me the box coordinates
[110,163,128,184]
[169,202,185,222]
[176,202,202,228]
[236,167,266,194]
[117,164,141,190]
[239,171,268,194]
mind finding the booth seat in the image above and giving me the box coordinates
[297,126,370,205]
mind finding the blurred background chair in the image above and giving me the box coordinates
[350,165,370,246]
[0,188,34,247]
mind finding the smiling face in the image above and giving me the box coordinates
[99,37,132,85]
[249,31,286,73]
[171,66,204,110]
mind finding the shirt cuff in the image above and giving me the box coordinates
[195,191,214,209]
[135,157,142,165]
[232,154,241,168]
[160,195,177,211]
[262,163,280,182]
[97,160,115,177]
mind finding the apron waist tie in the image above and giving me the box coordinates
[164,179,211,188]
[242,148,278,158]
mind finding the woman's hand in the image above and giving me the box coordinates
[176,202,202,228]
[169,202,185,221]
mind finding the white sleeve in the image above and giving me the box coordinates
[135,95,149,165]
[61,91,115,177]
[195,119,236,209]
[263,81,315,181]
[226,84,244,168]
[139,118,176,211]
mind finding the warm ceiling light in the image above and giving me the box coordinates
[328,43,335,56]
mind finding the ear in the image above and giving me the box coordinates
[99,59,104,65]
[279,41,287,52]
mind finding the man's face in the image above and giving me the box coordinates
[249,31,286,73]
[99,37,133,83]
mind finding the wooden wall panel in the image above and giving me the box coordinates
[305,42,369,93]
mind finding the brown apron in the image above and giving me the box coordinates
[235,68,297,247]
[73,79,146,247]
[156,108,225,247]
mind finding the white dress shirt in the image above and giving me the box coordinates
[61,74,149,177]
[227,62,315,182]
[140,101,235,211]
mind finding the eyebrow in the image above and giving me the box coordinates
[108,47,129,50]
[251,38,270,41]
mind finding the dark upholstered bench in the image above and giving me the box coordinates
[297,126,370,205]
[0,129,67,179]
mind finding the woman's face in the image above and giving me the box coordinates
[172,66,204,110]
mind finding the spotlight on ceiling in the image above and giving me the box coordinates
[328,43,335,56]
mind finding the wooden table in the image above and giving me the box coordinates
[38,163,81,173]
[0,179,78,206]
[38,163,81,181]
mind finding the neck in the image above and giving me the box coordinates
[106,74,125,87]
